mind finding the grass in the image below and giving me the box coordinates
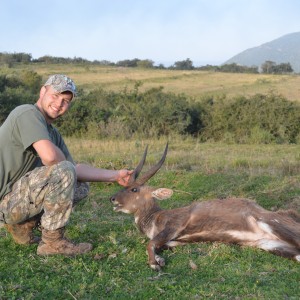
[5,63,300,101]
[66,137,300,179]
[0,139,300,299]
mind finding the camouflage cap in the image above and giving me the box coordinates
[44,74,77,98]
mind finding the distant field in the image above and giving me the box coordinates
[11,63,300,101]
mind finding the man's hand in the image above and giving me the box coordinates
[116,169,134,187]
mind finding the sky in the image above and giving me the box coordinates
[1,0,299,66]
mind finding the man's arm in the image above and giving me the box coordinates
[75,164,133,186]
[33,140,133,186]
[33,139,66,166]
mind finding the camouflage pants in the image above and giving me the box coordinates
[0,161,89,230]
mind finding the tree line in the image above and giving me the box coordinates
[1,70,299,144]
[0,52,294,74]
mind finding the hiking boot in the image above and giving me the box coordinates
[37,227,92,256]
[5,215,41,245]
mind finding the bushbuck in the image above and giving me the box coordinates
[110,144,300,271]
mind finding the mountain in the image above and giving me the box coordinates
[224,32,300,73]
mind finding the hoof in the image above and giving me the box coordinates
[150,264,161,271]
[155,255,165,267]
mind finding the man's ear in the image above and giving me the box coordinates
[152,188,173,200]
[39,86,46,98]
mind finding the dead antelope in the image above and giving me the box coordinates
[110,144,300,271]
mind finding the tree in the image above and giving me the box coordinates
[116,59,140,67]
[261,61,276,73]
[137,59,154,68]
[218,63,258,73]
[261,61,293,74]
[172,58,194,70]
[274,62,293,74]
[0,52,32,66]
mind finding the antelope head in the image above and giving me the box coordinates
[110,144,172,214]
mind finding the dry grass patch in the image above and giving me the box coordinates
[14,63,300,101]
[65,137,300,176]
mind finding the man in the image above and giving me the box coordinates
[0,74,133,256]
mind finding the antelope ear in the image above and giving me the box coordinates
[152,188,173,200]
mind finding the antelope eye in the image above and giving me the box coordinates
[131,188,138,192]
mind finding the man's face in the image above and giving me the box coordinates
[37,86,73,123]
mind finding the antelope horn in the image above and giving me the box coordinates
[127,145,148,185]
[136,143,168,185]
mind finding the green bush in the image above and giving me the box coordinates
[116,87,196,137]
[56,91,300,143]
[2,71,300,145]
[200,93,300,144]
[56,85,203,138]
[0,71,41,123]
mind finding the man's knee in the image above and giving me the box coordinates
[55,161,76,185]
[44,161,76,204]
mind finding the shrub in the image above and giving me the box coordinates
[0,72,39,123]
[56,85,203,139]
[2,71,300,145]
[200,93,300,144]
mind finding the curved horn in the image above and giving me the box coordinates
[127,145,148,185]
[136,143,168,185]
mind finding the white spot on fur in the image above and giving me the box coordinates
[147,224,157,239]
[118,208,131,214]
[295,255,300,262]
[227,230,251,240]
[228,218,278,242]
[166,241,186,247]
[177,231,214,241]
[257,221,274,235]
[256,239,287,251]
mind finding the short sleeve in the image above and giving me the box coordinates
[50,127,75,164]
[14,108,50,150]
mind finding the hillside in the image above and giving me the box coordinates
[225,32,300,73]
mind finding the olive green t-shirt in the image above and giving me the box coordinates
[0,104,74,200]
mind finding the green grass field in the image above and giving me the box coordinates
[1,66,300,298]
[1,139,299,299]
